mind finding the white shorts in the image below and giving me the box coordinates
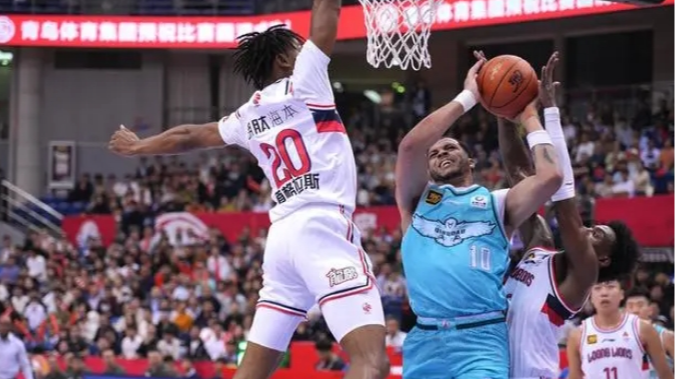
[248,204,385,351]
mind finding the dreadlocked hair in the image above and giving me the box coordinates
[232,24,305,90]
[597,220,641,283]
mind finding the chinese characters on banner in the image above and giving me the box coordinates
[0,0,670,48]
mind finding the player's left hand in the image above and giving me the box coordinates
[464,50,487,101]
[538,52,561,108]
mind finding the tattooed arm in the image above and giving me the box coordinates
[502,104,563,237]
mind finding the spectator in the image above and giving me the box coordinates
[314,337,346,372]
[64,355,88,379]
[384,316,407,348]
[102,349,126,375]
[157,331,182,360]
[120,327,143,359]
[144,349,177,377]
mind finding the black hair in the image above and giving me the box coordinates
[597,221,641,283]
[458,140,474,159]
[624,286,650,300]
[232,24,305,90]
[315,338,333,352]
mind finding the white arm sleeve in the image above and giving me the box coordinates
[290,40,334,106]
[217,112,248,149]
[545,107,575,202]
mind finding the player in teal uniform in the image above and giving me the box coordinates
[395,51,563,379]
[625,288,674,378]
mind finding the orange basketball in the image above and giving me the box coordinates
[476,55,538,119]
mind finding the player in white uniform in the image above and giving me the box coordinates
[499,53,641,379]
[108,2,389,378]
[566,281,673,379]
[625,287,675,378]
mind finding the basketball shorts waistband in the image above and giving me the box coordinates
[416,310,506,331]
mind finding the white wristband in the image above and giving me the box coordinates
[526,130,553,149]
[453,90,477,113]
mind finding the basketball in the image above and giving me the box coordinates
[476,55,539,119]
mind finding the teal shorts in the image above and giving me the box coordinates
[402,315,509,379]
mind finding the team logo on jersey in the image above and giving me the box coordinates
[411,214,496,247]
[470,195,489,209]
[425,189,443,205]
[587,334,598,344]
[326,267,359,287]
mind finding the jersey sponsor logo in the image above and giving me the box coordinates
[586,347,634,363]
[425,189,443,205]
[587,334,598,344]
[509,267,535,286]
[470,195,489,209]
[326,266,359,287]
[411,214,496,247]
[246,105,299,138]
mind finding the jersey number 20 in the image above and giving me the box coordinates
[261,129,312,187]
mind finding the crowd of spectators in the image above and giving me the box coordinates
[0,88,673,376]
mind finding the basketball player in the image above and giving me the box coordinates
[625,287,674,378]
[499,52,641,379]
[566,281,673,379]
[108,2,390,378]
[395,51,563,379]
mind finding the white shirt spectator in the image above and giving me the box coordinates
[23,301,47,331]
[157,336,182,360]
[121,334,143,359]
[0,332,34,379]
[11,294,29,314]
[640,146,661,170]
[385,331,407,348]
[612,174,635,198]
[575,141,595,163]
[0,285,8,302]
[204,336,227,360]
[26,253,47,282]
[207,254,232,280]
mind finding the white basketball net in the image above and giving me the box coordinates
[358,0,442,70]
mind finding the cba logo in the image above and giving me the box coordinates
[0,16,15,44]
[587,334,598,344]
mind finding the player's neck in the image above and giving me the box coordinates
[446,175,473,188]
[595,310,624,328]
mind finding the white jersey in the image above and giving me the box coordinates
[580,313,648,379]
[218,40,357,222]
[504,248,581,378]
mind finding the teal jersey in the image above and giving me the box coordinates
[402,184,510,318]
[649,323,673,378]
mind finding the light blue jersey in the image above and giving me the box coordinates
[650,323,673,379]
[402,184,510,318]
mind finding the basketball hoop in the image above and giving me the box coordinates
[358,0,442,70]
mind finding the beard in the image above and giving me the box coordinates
[429,166,464,184]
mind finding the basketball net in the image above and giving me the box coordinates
[358,0,442,70]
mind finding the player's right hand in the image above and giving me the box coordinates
[109,125,140,156]
[464,50,487,101]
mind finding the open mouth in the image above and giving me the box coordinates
[600,299,610,305]
[440,159,455,168]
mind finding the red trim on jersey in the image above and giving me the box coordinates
[591,313,629,333]
[529,246,558,254]
[548,254,584,314]
[319,249,375,307]
[632,316,647,356]
[306,103,335,109]
[256,303,307,318]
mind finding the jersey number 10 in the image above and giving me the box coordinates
[260,129,312,187]
[470,245,491,271]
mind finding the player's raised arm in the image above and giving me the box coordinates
[662,329,674,358]
[641,321,675,379]
[502,105,563,236]
[565,327,584,379]
[109,115,243,156]
[309,0,342,56]
[539,52,598,309]
[497,117,554,250]
[395,53,485,228]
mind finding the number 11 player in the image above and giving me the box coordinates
[108,1,390,378]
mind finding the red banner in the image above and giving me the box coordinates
[0,0,671,48]
[63,195,675,248]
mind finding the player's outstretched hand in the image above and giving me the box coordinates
[464,50,487,101]
[109,125,140,156]
[538,51,561,108]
